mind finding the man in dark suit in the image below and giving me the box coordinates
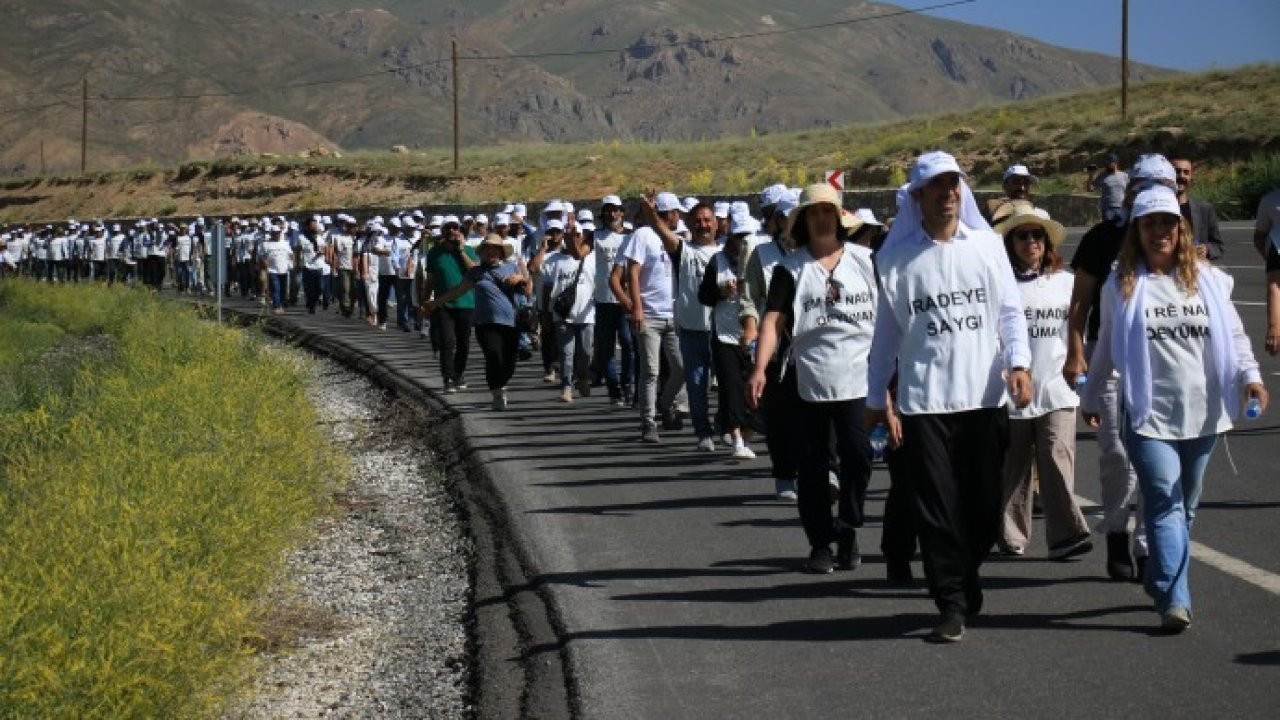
[1172,157,1225,261]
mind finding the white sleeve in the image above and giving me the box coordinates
[1079,279,1118,414]
[992,242,1032,369]
[866,287,901,411]
[1216,268,1263,385]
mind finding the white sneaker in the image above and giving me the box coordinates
[696,436,716,452]
[732,444,756,460]
[559,387,573,403]
[721,433,734,446]
[543,372,558,384]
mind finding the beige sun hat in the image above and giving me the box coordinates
[989,198,1035,225]
[994,206,1066,248]
[479,232,514,259]
[785,183,845,243]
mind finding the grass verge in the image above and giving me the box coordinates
[0,280,339,718]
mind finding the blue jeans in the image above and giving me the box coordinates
[677,328,713,439]
[556,321,594,390]
[1123,427,1218,614]
[268,272,288,309]
[592,303,635,400]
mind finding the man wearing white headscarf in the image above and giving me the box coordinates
[866,150,1033,643]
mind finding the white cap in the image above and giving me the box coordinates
[760,183,788,208]
[601,194,622,208]
[494,212,511,226]
[655,192,682,213]
[730,213,759,235]
[577,208,593,222]
[908,150,967,191]
[545,200,567,214]
[580,220,596,232]
[1131,153,1176,188]
[1003,164,1037,183]
[412,209,425,219]
[429,215,444,227]
[442,215,461,226]
[462,214,474,223]
[713,201,730,219]
[776,189,800,217]
[403,217,419,229]
[513,203,527,216]
[501,203,516,214]
[288,220,300,231]
[475,213,489,224]
[675,219,689,237]
[388,216,402,228]
[681,196,700,212]
[854,208,883,226]
[112,223,121,231]
[731,200,750,216]
[545,218,565,231]
[623,221,634,232]
[1131,185,1181,219]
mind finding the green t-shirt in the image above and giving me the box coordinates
[427,244,478,309]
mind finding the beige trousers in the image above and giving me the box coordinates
[1001,408,1090,551]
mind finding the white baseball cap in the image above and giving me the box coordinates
[475,213,489,224]
[388,216,402,228]
[1131,185,1181,219]
[429,215,444,227]
[1131,153,1176,188]
[580,220,596,232]
[513,203,527,216]
[854,208,883,226]
[760,183,788,208]
[494,212,511,226]
[577,208,594,222]
[442,215,461,226]
[600,194,622,208]
[908,150,967,191]
[412,209,425,219]
[403,217,419,229]
[730,213,759,235]
[1003,164,1037,183]
[545,218,565,231]
[713,201,731,219]
[682,196,700,212]
[655,192,682,213]
[545,200,567,214]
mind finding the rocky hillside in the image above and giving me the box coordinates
[0,1,1169,176]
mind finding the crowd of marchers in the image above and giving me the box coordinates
[5,149,1279,643]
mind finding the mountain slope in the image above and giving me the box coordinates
[0,0,1168,175]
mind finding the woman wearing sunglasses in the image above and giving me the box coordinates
[994,206,1093,562]
[747,184,878,574]
[1081,185,1268,632]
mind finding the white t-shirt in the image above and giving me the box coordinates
[1255,187,1280,256]
[674,240,717,332]
[781,244,877,402]
[1009,270,1078,419]
[175,234,193,263]
[375,235,395,276]
[49,236,68,262]
[300,235,328,271]
[592,229,629,304]
[262,239,294,275]
[89,235,107,262]
[709,249,746,344]
[1128,273,1229,440]
[390,236,414,279]
[331,232,354,271]
[622,226,674,319]
[542,250,597,324]
[867,223,1032,414]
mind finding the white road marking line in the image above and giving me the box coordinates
[1075,493,1280,597]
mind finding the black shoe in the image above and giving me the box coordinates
[835,529,860,571]
[1134,555,1148,584]
[1106,532,1134,580]
[886,560,914,586]
[927,609,965,643]
[1048,533,1094,561]
[804,545,834,574]
[661,410,683,432]
[517,348,533,361]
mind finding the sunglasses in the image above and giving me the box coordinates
[1012,229,1047,243]
[826,276,844,302]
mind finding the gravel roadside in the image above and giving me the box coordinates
[225,355,473,719]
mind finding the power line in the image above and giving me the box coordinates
[464,0,979,60]
[99,60,451,102]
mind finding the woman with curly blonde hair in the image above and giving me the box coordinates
[1081,185,1268,632]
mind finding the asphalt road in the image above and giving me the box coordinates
[205,221,1279,718]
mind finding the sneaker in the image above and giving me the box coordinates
[804,545,834,574]
[378,323,387,331]
[1106,532,1135,580]
[721,433,734,446]
[576,378,592,397]
[1048,533,1094,561]
[640,427,661,444]
[696,436,716,452]
[542,371,558,384]
[1160,606,1192,633]
[661,410,684,432]
[454,380,468,391]
[731,444,756,460]
[559,387,573,403]
[491,389,508,411]
[775,477,798,502]
[610,396,626,409]
[444,383,458,395]
[836,530,860,571]
[927,609,965,643]
[998,542,1026,557]
[622,386,634,407]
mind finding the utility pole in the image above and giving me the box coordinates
[452,38,460,174]
[81,78,88,174]
[1121,0,1129,121]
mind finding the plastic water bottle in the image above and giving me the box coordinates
[869,423,888,463]
[1245,397,1263,419]
[748,339,758,362]
[1075,372,1088,394]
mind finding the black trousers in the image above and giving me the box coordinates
[539,311,558,373]
[900,407,1008,616]
[303,268,323,313]
[761,361,800,481]
[710,340,751,432]
[475,323,518,390]
[797,397,871,549]
[434,306,474,383]
[880,444,919,566]
[376,273,396,325]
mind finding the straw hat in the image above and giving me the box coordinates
[478,232,514,259]
[993,206,1066,248]
[785,183,844,243]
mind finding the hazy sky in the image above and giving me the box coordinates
[922,0,1280,71]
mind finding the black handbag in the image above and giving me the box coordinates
[552,256,586,318]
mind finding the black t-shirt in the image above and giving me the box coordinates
[1070,220,1127,341]
[1267,243,1280,273]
